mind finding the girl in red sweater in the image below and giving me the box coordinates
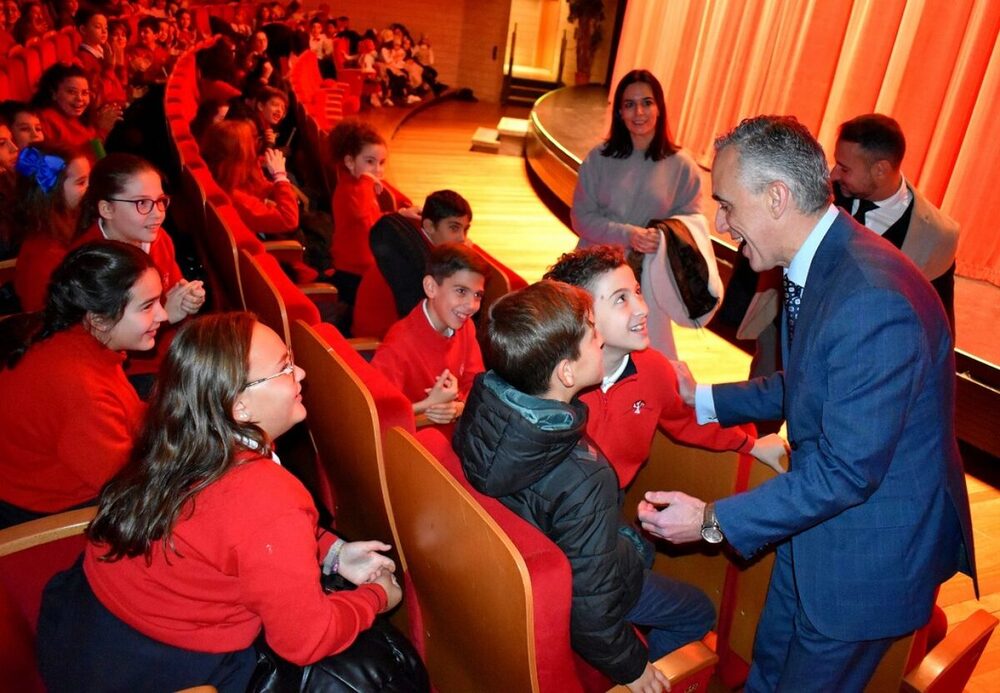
[32,63,121,153]
[38,312,402,692]
[0,241,166,528]
[328,120,415,321]
[13,143,93,312]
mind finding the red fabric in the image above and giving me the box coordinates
[331,169,382,275]
[351,266,398,340]
[416,429,600,693]
[252,251,321,326]
[580,349,755,488]
[38,106,101,151]
[371,301,484,406]
[230,180,299,237]
[198,77,242,102]
[84,451,387,665]
[14,234,69,313]
[0,326,142,512]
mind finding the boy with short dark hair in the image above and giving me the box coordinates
[545,246,787,488]
[455,280,714,692]
[369,189,473,318]
[371,243,486,425]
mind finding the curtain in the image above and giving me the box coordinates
[613,0,1000,285]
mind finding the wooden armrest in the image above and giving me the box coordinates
[174,687,218,693]
[606,640,718,692]
[347,337,380,353]
[298,283,339,298]
[902,609,999,692]
[263,240,304,265]
[0,257,15,285]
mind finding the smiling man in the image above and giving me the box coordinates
[638,115,976,692]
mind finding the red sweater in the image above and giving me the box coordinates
[331,168,410,275]
[371,300,484,405]
[580,348,755,488]
[14,234,70,313]
[231,180,299,236]
[76,45,128,105]
[38,106,101,152]
[0,325,142,512]
[84,451,388,665]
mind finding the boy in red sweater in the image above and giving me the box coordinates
[545,245,788,488]
[371,243,487,426]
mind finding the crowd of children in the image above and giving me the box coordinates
[0,5,797,693]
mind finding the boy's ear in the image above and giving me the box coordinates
[422,274,438,298]
[553,357,575,390]
[420,217,434,235]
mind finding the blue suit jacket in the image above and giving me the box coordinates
[714,211,976,641]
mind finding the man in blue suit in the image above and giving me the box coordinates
[638,115,976,692]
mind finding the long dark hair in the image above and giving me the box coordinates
[31,63,90,113]
[88,312,270,561]
[602,69,679,161]
[77,153,160,234]
[0,241,155,368]
[14,143,91,245]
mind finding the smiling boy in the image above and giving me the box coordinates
[545,245,787,488]
[371,243,487,425]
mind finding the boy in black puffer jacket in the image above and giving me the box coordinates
[454,280,714,692]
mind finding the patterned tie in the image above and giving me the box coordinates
[853,198,878,225]
[783,274,804,342]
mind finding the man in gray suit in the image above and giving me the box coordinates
[831,113,959,332]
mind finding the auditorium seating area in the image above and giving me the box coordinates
[0,3,997,692]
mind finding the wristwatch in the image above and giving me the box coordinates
[701,502,724,544]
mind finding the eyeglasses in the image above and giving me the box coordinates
[106,195,171,215]
[242,353,295,390]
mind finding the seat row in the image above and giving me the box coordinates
[1,26,79,101]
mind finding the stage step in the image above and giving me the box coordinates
[504,76,561,106]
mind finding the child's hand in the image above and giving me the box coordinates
[424,399,464,425]
[398,205,421,220]
[424,369,458,405]
[372,571,402,612]
[262,127,277,146]
[164,279,206,323]
[626,662,671,692]
[750,433,790,474]
[263,148,287,177]
[180,279,206,316]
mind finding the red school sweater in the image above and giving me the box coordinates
[580,348,755,488]
[0,325,143,512]
[85,451,388,665]
[331,167,411,275]
[370,300,484,405]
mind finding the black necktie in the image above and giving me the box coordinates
[853,199,878,225]
[783,274,803,343]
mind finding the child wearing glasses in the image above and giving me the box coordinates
[73,153,205,388]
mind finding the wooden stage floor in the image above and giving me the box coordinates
[375,97,1000,691]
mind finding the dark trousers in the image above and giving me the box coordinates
[625,570,716,660]
[744,543,896,692]
[37,557,256,693]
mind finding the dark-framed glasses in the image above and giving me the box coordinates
[107,195,172,215]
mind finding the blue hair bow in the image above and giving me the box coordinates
[15,147,67,195]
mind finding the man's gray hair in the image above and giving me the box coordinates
[714,115,832,215]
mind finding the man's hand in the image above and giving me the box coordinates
[750,433,790,474]
[638,491,706,544]
[669,360,697,407]
[629,226,661,254]
[626,662,671,693]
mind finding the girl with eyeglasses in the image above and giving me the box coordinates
[0,241,166,529]
[12,143,93,312]
[38,312,403,692]
[75,153,205,387]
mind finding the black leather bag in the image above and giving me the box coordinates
[648,217,719,319]
[248,574,429,693]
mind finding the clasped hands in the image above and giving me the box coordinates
[336,540,402,611]
[414,368,463,424]
[165,279,206,324]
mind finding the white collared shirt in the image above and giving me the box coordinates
[422,299,454,338]
[98,218,151,254]
[80,43,104,60]
[601,355,629,393]
[694,204,838,423]
[848,177,911,236]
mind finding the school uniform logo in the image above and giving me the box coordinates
[632,400,645,415]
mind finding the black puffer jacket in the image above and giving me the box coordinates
[453,372,647,684]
